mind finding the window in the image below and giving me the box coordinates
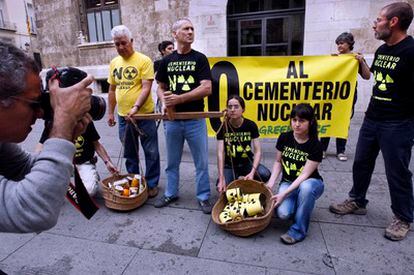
[84,0,120,42]
[26,3,36,34]
[227,0,305,56]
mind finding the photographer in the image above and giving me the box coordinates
[0,42,93,233]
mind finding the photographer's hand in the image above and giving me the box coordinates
[48,74,94,141]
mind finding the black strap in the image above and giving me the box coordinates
[65,165,99,219]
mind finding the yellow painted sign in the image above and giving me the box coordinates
[205,55,358,138]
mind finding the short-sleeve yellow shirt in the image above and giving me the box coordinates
[108,52,154,116]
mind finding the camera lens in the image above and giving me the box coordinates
[89,95,106,121]
[43,67,107,121]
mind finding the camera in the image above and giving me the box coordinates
[41,67,106,120]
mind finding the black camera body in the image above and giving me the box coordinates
[42,67,106,120]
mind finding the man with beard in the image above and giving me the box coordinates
[330,2,414,241]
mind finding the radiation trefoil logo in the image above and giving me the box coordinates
[374,71,394,92]
[177,75,194,91]
[123,66,138,80]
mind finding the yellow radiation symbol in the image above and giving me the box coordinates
[375,71,394,92]
[75,136,85,149]
[177,75,195,91]
[123,66,138,80]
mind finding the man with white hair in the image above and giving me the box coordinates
[155,18,212,214]
[107,25,160,197]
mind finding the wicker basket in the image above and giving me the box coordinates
[212,179,274,237]
[100,174,148,211]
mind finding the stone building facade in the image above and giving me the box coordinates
[33,0,414,110]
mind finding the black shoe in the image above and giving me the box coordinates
[154,195,178,208]
[198,199,212,214]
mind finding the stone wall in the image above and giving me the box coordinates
[304,0,414,111]
[34,0,81,67]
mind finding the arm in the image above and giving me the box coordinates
[156,82,168,114]
[355,53,371,80]
[271,159,320,206]
[244,138,261,180]
[163,79,212,108]
[127,79,153,118]
[266,150,283,190]
[93,140,118,174]
[217,140,226,192]
[0,139,75,233]
[107,84,117,127]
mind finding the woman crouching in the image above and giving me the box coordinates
[267,103,324,245]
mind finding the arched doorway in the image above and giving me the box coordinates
[227,0,305,56]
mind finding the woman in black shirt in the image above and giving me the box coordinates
[267,103,324,244]
[216,95,270,192]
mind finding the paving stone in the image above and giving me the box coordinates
[0,233,138,274]
[321,223,414,274]
[199,220,334,274]
[123,248,266,275]
[0,233,35,261]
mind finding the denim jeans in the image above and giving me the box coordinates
[118,116,160,189]
[350,117,414,222]
[223,163,271,183]
[163,119,210,201]
[276,178,324,241]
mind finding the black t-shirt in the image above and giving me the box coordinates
[276,131,323,182]
[155,49,212,112]
[73,122,100,164]
[366,36,414,120]
[216,118,259,167]
[153,59,161,73]
[40,122,100,164]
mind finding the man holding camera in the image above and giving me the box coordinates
[107,25,160,198]
[0,42,93,233]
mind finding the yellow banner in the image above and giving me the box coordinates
[205,55,358,138]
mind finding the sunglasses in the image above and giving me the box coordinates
[9,96,42,110]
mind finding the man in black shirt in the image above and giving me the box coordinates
[330,2,414,241]
[155,18,213,214]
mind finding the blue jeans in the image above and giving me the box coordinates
[350,117,414,222]
[276,178,324,241]
[223,163,271,183]
[163,119,210,201]
[118,116,160,189]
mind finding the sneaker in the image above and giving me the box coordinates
[384,216,411,241]
[322,151,326,159]
[337,153,348,161]
[329,199,367,215]
[280,233,300,245]
[198,199,212,214]
[154,195,178,208]
[148,187,159,198]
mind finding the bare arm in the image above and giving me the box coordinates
[271,159,320,206]
[107,84,117,127]
[163,80,212,108]
[217,140,226,192]
[93,140,118,174]
[266,150,283,190]
[356,53,371,80]
[244,138,261,180]
[127,79,153,118]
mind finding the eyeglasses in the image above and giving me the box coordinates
[9,96,42,110]
[373,17,388,25]
[228,104,240,110]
